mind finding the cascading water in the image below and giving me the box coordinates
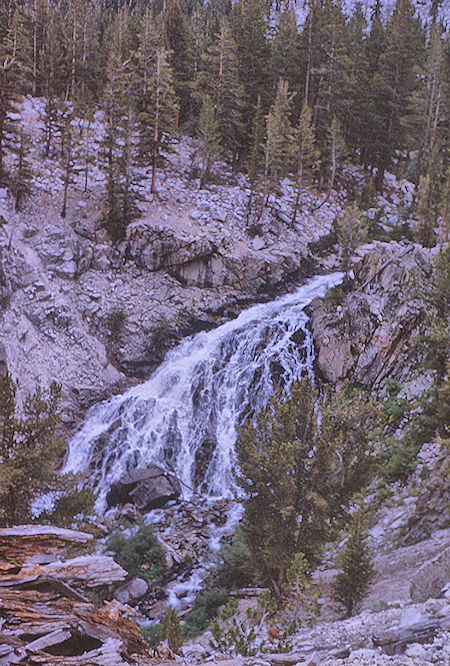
[64,272,344,509]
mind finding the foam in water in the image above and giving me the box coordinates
[64,273,343,509]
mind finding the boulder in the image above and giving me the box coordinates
[106,465,181,510]
[125,222,215,272]
[113,577,148,605]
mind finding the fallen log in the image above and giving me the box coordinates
[372,620,439,655]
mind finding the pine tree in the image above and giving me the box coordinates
[291,101,319,224]
[196,94,221,188]
[235,377,379,597]
[271,3,301,110]
[197,18,243,166]
[334,203,368,278]
[60,105,75,219]
[162,606,182,653]
[264,78,293,205]
[101,11,138,240]
[370,0,425,190]
[9,127,33,212]
[145,50,179,194]
[332,510,374,617]
[230,0,271,158]
[163,0,192,124]
[0,6,30,187]
[246,95,265,222]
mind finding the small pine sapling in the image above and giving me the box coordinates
[332,510,374,617]
[162,606,182,654]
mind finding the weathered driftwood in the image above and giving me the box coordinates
[372,620,439,655]
[0,525,93,563]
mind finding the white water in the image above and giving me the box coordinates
[65,273,343,509]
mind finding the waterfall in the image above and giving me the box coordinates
[64,273,343,509]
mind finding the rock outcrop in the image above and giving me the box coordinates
[310,241,433,387]
[0,525,154,664]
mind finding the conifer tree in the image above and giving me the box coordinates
[101,11,138,240]
[334,203,368,278]
[196,94,221,188]
[235,377,380,597]
[291,101,319,224]
[246,96,265,222]
[197,18,243,165]
[271,3,301,110]
[0,6,27,188]
[146,50,179,194]
[332,510,374,617]
[162,606,182,653]
[9,127,33,212]
[60,106,75,218]
[370,0,425,190]
[264,78,293,205]
[230,0,271,157]
[163,0,192,123]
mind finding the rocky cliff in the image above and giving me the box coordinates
[310,241,434,388]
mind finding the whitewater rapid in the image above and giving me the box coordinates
[64,272,343,508]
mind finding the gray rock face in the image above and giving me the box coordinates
[311,242,432,387]
[0,342,7,374]
[404,451,450,544]
[106,465,181,510]
[125,222,216,273]
[410,546,450,603]
[113,577,149,605]
[38,229,93,279]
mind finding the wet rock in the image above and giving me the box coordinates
[113,577,148,605]
[106,465,181,510]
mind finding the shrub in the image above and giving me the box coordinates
[162,606,182,653]
[106,522,165,582]
[182,587,228,638]
[209,528,251,591]
[142,623,162,652]
[106,309,127,339]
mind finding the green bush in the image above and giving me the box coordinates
[182,587,228,638]
[106,309,127,338]
[162,606,182,653]
[378,395,438,483]
[106,522,165,582]
[382,380,412,422]
[209,528,251,591]
[142,623,162,651]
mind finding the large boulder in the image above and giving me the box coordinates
[106,465,181,510]
[124,222,216,273]
[113,577,149,605]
